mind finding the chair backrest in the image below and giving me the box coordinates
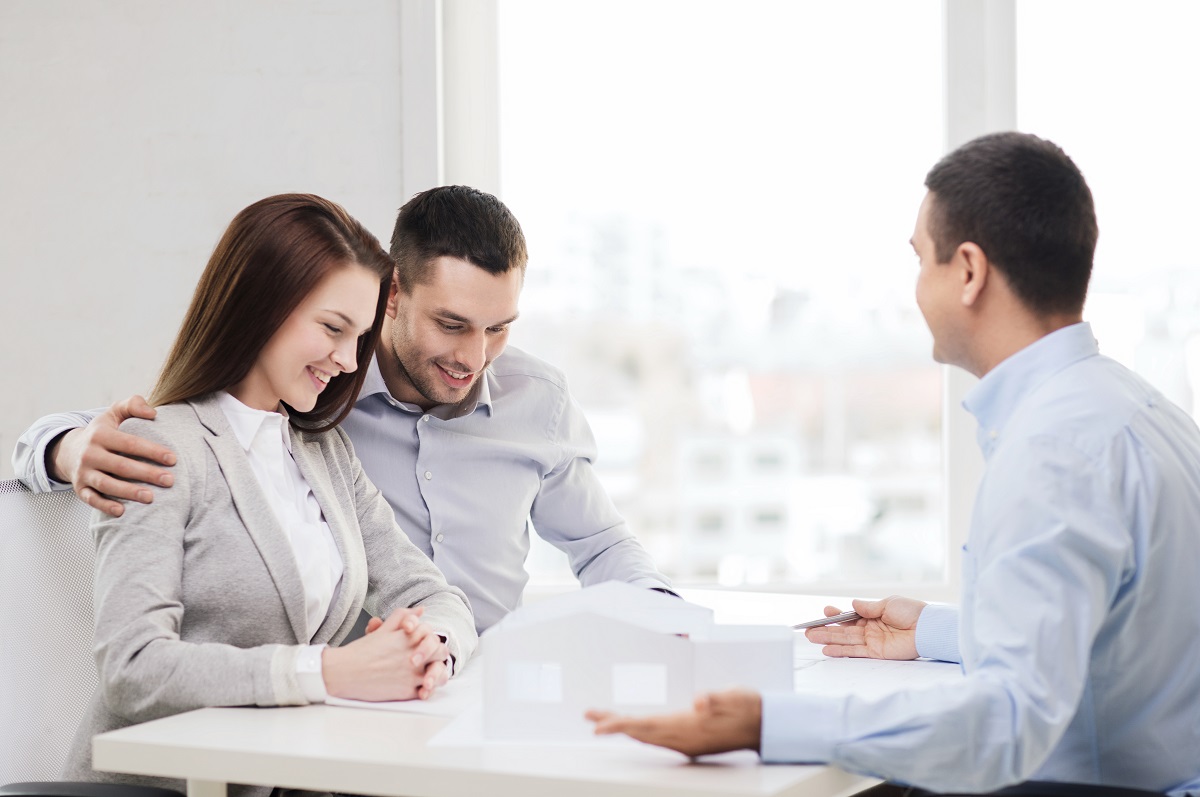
[0,479,97,783]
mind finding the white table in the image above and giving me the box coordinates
[93,702,877,797]
[92,590,959,797]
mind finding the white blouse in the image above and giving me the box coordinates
[216,391,344,643]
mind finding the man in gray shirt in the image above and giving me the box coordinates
[13,185,673,633]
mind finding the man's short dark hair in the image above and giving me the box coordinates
[390,185,528,293]
[924,132,1098,316]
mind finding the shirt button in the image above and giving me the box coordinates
[422,415,431,422]
[435,533,445,543]
[424,471,433,480]
[989,430,998,439]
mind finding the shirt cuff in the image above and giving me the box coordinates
[914,603,961,663]
[294,644,328,703]
[760,690,843,763]
[622,576,676,595]
[434,632,455,676]
[35,426,78,491]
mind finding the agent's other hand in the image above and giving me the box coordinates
[804,596,927,660]
[51,395,176,516]
[586,689,762,758]
[340,607,451,700]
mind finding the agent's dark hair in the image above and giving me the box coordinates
[390,185,527,293]
[924,132,1098,316]
[151,193,395,432]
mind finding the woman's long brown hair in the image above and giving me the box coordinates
[151,193,394,432]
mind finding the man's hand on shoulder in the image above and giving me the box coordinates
[50,395,177,516]
[804,595,927,661]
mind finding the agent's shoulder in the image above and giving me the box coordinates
[1019,356,1172,456]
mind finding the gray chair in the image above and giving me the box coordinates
[0,478,181,797]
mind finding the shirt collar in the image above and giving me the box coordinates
[357,354,494,418]
[216,391,290,452]
[357,355,394,403]
[471,367,495,415]
[962,321,1099,456]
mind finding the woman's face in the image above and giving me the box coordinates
[230,262,380,413]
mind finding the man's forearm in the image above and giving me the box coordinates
[43,429,73,484]
[11,410,100,491]
[576,535,673,591]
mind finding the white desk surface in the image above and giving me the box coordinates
[92,589,960,797]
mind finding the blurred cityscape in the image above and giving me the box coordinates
[511,212,945,587]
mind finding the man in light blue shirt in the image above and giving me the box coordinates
[13,186,672,633]
[588,133,1200,796]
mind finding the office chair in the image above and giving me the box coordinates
[0,479,182,797]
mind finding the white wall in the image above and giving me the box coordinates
[0,1,407,479]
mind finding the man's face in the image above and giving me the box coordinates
[911,192,966,368]
[381,255,522,410]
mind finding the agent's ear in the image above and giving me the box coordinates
[385,271,402,319]
[956,242,989,308]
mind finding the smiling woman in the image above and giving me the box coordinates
[151,194,393,431]
[60,193,479,797]
[233,264,381,414]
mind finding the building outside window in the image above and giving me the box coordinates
[498,0,947,590]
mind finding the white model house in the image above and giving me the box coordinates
[481,581,793,741]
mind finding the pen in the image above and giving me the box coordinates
[792,610,862,630]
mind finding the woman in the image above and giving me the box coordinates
[63,194,477,793]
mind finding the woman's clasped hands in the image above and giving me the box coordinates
[321,606,451,702]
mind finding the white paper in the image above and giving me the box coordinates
[325,659,483,717]
[793,657,962,699]
[429,705,646,749]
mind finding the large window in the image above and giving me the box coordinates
[1017,1,1200,415]
[497,1,947,589]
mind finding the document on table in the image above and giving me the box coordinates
[428,705,659,749]
[794,657,962,699]
[325,659,483,717]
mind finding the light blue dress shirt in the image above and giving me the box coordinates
[12,346,671,633]
[761,323,1200,796]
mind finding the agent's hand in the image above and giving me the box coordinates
[804,596,927,660]
[50,395,176,516]
[586,689,762,758]
[326,607,450,701]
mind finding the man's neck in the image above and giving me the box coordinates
[971,312,1083,378]
[374,337,435,411]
